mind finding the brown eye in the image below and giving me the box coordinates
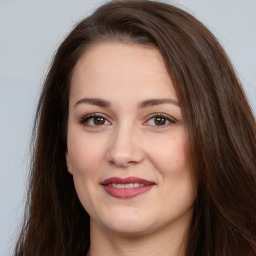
[145,114,175,127]
[94,117,105,125]
[81,114,111,127]
[154,117,167,126]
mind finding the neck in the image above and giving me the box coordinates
[87,212,192,256]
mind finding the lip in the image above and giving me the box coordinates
[101,176,155,199]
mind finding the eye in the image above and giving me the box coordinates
[80,114,111,127]
[145,114,175,127]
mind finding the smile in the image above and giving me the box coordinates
[108,183,144,188]
[101,177,155,199]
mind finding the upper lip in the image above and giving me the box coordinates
[101,176,155,186]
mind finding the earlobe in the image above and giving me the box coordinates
[65,152,73,175]
[67,166,72,174]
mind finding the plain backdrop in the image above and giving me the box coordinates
[0,0,255,254]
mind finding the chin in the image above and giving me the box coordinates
[108,223,153,237]
[99,211,156,236]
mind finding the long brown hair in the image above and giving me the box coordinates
[15,1,256,255]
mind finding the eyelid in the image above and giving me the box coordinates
[80,113,112,126]
[79,112,176,127]
[143,113,176,126]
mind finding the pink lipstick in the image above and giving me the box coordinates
[101,177,155,199]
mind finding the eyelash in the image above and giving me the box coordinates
[80,113,111,127]
[144,113,176,127]
[80,113,176,128]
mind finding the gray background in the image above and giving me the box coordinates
[0,0,255,254]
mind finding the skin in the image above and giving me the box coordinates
[66,42,196,256]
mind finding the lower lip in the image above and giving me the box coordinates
[103,185,153,199]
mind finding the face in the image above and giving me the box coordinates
[66,42,195,237]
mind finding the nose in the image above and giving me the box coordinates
[106,124,145,168]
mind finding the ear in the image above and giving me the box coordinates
[65,152,73,175]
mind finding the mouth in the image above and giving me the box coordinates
[101,177,155,199]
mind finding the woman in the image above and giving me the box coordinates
[15,1,256,255]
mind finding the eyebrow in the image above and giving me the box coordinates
[74,97,180,108]
[138,98,180,108]
[74,98,111,108]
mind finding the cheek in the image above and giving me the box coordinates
[152,136,195,211]
[147,133,195,197]
[148,133,188,176]
[67,130,107,215]
[67,128,107,177]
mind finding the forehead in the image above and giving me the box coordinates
[70,42,177,102]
